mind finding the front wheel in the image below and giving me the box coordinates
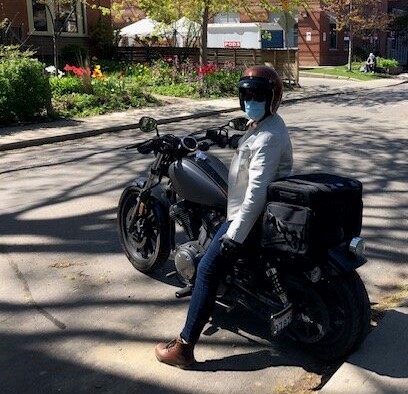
[117,186,170,273]
[286,273,370,361]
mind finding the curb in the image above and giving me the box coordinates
[1,80,406,152]
[0,107,240,152]
[299,71,362,81]
[0,91,346,152]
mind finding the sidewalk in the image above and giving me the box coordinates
[1,75,408,393]
[321,304,408,394]
[0,76,406,152]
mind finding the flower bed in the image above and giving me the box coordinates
[48,59,243,118]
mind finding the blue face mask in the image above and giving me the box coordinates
[244,100,266,121]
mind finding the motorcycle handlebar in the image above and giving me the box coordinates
[126,120,238,154]
[124,139,156,153]
[137,140,156,154]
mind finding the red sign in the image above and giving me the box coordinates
[224,41,241,48]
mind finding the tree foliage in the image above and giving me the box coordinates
[33,1,110,71]
[112,0,310,65]
[321,0,392,70]
[391,9,408,34]
[322,0,390,38]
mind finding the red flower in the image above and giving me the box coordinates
[197,63,218,75]
[63,64,91,77]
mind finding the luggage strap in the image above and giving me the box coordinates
[270,215,303,251]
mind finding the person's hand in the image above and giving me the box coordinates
[206,129,228,148]
[220,236,242,259]
[228,134,242,149]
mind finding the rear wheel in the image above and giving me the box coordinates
[345,271,371,347]
[286,273,365,361]
[117,186,170,273]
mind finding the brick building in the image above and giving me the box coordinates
[298,0,407,66]
[0,0,111,59]
[387,0,408,66]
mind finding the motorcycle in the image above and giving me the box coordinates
[117,116,371,361]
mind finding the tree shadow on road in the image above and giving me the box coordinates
[0,298,326,394]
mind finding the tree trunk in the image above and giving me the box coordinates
[200,5,208,66]
[347,0,353,71]
[347,30,353,71]
[283,11,292,87]
[52,33,58,73]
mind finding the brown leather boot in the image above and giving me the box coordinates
[155,338,195,368]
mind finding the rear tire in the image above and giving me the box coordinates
[345,271,371,347]
[117,186,170,273]
[286,274,364,361]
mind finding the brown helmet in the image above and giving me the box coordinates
[238,65,283,115]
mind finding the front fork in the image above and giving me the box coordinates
[128,153,164,231]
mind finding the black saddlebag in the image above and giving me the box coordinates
[261,173,363,255]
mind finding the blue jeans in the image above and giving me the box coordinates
[180,221,231,345]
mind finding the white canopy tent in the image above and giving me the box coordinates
[171,17,201,46]
[118,18,159,46]
[118,17,200,47]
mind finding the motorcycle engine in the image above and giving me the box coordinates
[174,241,204,282]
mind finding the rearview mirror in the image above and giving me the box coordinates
[139,116,157,133]
[229,117,249,131]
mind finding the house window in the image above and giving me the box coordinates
[55,1,78,33]
[214,12,240,24]
[32,1,48,31]
[329,23,337,49]
[27,0,87,35]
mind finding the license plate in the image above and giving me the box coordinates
[271,304,293,336]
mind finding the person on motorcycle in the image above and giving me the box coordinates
[155,65,293,368]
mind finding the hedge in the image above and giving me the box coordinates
[0,58,51,125]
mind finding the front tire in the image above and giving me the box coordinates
[117,186,170,273]
[286,273,367,361]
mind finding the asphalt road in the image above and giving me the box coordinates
[0,84,407,393]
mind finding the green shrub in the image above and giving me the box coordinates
[51,74,159,118]
[0,45,35,60]
[0,57,51,124]
[376,57,399,69]
[354,57,400,74]
[126,81,158,106]
[52,93,100,117]
[50,75,87,96]
[150,59,177,85]
[60,44,89,66]
[89,21,117,60]
[125,62,152,82]
[197,69,241,98]
[150,83,198,97]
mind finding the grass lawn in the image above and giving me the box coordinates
[300,66,391,81]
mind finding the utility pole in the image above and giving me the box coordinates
[347,0,353,71]
[282,0,292,86]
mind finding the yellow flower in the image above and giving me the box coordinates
[92,65,105,79]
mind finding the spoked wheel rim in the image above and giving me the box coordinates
[287,280,330,344]
[286,274,364,360]
[314,281,350,346]
[124,205,160,261]
[118,188,169,272]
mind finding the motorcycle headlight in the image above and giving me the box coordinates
[349,237,366,260]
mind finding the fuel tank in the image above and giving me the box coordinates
[168,152,228,209]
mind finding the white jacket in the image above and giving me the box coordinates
[226,114,293,243]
